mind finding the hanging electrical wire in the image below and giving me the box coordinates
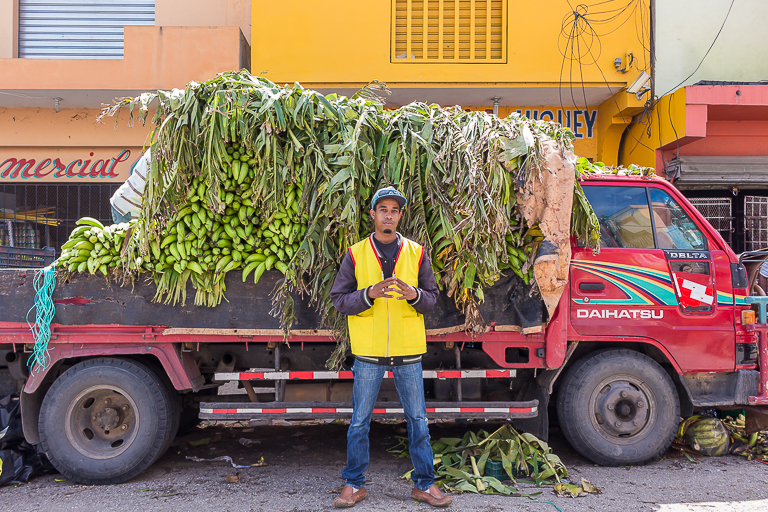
[557,0,655,153]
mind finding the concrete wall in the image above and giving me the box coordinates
[0,0,18,59]
[1,26,244,92]
[156,0,251,45]
[655,0,768,94]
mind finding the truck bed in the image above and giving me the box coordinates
[0,269,546,333]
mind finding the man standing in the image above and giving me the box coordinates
[330,187,452,508]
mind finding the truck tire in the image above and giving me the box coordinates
[136,357,181,463]
[39,357,175,485]
[556,348,679,466]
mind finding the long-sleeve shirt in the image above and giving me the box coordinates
[331,233,439,317]
[110,150,149,217]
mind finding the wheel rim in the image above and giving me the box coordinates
[588,374,656,442]
[64,385,140,460]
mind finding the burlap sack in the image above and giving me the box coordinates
[516,139,576,317]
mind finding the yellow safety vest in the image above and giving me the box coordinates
[347,235,427,357]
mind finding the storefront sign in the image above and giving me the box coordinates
[0,148,141,183]
[513,108,597,139]
[468,107,598,140]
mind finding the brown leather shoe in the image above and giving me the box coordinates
[412,485,453,507]
[333,486,367,508]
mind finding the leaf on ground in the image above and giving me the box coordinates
[581,478,602,494]
[225,472,241,483]
[554,482,586,498]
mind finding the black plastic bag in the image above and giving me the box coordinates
[0,442,54,486]
[0,395,23,445]
[0,395,55,486]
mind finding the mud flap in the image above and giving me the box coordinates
[745,406,768,434]
[513,383,550,442]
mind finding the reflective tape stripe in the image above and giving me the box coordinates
[215,369,515,381]
[201,406,536,415]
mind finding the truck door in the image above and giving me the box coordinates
[571,183,734,372]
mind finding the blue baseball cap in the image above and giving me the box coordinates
[371,186,407,210]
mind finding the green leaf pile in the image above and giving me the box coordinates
[389,424,567,495]
[84,70,601,368]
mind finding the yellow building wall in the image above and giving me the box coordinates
[619,89,687,169]
[251,0,643,88]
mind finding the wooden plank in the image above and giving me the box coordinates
[407,0,412,59]
[438,0,444,60]
[163,328,334,337]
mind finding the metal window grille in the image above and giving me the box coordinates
[392,0,507,62]
[744,196,768,252]
[688,197,733,247]
[0,184,119,266]
[18,0,155,59]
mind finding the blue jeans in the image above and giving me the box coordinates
[111,206,131,224]
[342,359,434,491]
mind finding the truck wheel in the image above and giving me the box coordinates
[39,358,175,485]
[556,348,679,466]
[138,358,181,463]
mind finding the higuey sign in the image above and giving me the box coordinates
[469,107,598,140]
[513,108,598,139]
[0,148,140,182]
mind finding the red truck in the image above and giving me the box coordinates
[0,172,764,485]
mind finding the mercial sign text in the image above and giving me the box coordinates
[0,148,140,183]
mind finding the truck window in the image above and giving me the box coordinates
[582,186,654,248]
[648,188,707,251]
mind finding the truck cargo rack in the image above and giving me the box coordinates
[199,400,539,421]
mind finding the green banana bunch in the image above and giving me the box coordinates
[54,141,308,304]
[55,218,135,276]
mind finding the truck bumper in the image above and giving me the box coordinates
[199,400,539,421]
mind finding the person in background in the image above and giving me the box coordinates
[758,260,768,295]
[110,149,149,224]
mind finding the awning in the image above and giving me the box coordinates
[669,156,768,189]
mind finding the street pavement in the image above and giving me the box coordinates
[2,421,768,511]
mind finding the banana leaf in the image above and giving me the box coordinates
[95,70,606,368]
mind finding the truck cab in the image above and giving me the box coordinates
[554,173,756,467]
